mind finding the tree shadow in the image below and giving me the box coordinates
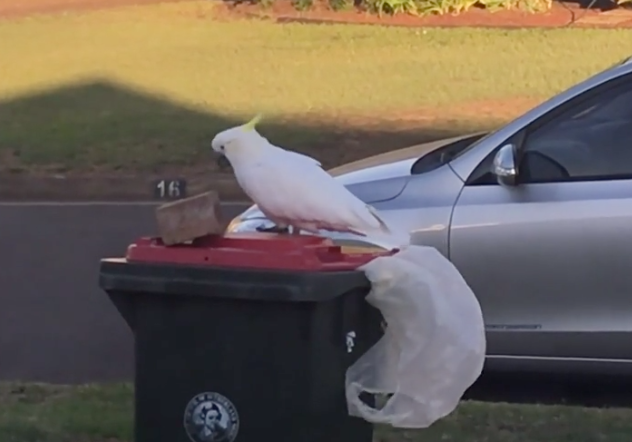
[0,79,500,200]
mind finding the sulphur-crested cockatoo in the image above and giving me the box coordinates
[211,115,409,250]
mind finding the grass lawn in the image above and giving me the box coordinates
[0,1,631,173]
[2,382,632,442]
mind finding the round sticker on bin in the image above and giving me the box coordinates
[183,392,240,442]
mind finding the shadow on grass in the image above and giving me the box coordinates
[0,383,133,442]
[0,79,499,199]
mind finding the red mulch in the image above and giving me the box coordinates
[228,0,632,28]
[1,0,631,28]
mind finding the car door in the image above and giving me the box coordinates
[449,74,632,363]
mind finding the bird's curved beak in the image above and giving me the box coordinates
[215,153,231,171]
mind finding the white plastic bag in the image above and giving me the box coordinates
[346,245,486,428]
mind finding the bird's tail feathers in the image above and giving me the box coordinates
[366,204,392,234]
[362,205,411,251]
[357,231,411,252]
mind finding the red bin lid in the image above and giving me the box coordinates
[125,233,394,272]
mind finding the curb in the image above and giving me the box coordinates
[0,174,248,202]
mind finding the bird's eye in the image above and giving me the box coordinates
[220,145,225,151]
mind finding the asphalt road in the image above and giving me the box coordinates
[0,201,248,384]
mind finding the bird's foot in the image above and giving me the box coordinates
[256,224,290,234]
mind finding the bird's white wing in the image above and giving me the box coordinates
[287,150,322,167]
[268,143,322,167]
[260,149,383,231]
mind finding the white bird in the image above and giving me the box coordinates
[211,115,409,250]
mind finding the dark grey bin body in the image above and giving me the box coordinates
[99,258,382,442]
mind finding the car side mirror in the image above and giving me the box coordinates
[492,144,518,187]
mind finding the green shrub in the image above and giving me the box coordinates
[292,0,314,9]
[368,0,553,15]
[328,0,355,10]
[368,0,419,16]
[247,0,557,15]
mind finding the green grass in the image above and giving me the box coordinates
[0,1,631,171]
[0,383,133,442]
[2,382,632,442]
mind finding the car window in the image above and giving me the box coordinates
[456,58,632,167]
[519,79,632,184]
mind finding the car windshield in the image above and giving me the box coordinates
[447,130,496,162]
[410,133,488,174]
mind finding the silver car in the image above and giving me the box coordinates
[226,56,632,376]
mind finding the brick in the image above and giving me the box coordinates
[155,191,223,245]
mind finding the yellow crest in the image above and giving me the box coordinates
[243,113,263,131]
